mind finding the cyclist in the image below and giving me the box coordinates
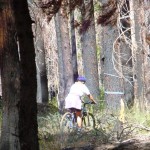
[65,76,96,132]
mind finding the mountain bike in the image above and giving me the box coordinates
[60,101,95,135]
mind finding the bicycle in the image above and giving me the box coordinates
[60,101,96,135]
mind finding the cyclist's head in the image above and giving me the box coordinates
[77,76,86,83]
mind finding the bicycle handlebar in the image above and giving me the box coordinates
[82,101,96,105]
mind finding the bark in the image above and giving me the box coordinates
[55,9,74,112]
[0,2,20,149]
[80,0,100,100]
[70,10,78,81]
[100,0,123,111]
[13,0,39,149]
[28,1,49,104]
[35,30,49,104]
[35,11,48,104]
[140,0,150,110]
[54,13,66,112]
[129,0,144,110]
[0,14,2,96]
[43,18,58,101]
[116,1,134,109]
[119,41,134,108]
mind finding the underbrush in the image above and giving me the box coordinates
[37,100,61,150]
[38,102,150,149]
[38,112,61,150]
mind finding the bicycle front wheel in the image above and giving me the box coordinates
[82,112,95,130]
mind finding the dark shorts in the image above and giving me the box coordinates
[69,108,81,117]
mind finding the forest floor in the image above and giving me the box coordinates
[62,133,150,150]
[38,103,150,150]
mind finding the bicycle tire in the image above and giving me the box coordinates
[60,112,73,134]
[60,112,77,148]
[82,112,95,129]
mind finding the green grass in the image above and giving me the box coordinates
[38,112,61,150]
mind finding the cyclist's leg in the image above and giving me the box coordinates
[68,108,76,126]
[75,109,82,129]
[69,108,82,130]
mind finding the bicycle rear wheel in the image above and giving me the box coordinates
[82,112,95,130]
[60,112,74,134]
[60,112,76,148]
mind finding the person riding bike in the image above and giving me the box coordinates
[65,76,96,132]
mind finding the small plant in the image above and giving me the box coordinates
[38,112,61,150]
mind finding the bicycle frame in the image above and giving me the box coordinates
[81,101,94,116]
[60,101,95,135]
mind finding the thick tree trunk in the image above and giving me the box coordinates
[129,0,144,110]
[140,0,150,110]
[0,2,20,149]
[80,0,100,100]
[55,8,74,112]
[54,13,66,112]
[115,1,134,109]
[13,0,39,149]
[43,18,58,101]
[100,0,124,111]
[102,26,123,111]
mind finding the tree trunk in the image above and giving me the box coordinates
[43,17,58,101]
[0,15,2,97]
[35,14,48,104]
[140,0,150,110]
[115,0,134,109]
[80,0,100,100]
[28,1,49,104]
[55,9,74,112]
[129,0,144,110]
[1,2,20,149]
[100,0,124,111]
[70,10,78,81]
[54,13,66,112]
[13,0,39,149]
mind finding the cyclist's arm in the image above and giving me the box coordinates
[82,84,97,104]
[87,94,97,104]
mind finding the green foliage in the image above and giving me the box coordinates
[37,98,59,117]
[126,109,150,130]
[94,2,101,12]
[38,98,61,149]
[0,96,2,109]
[37,99,150,149]
[76,11,82,23]
[100,87,104,100]
[38,112,61,150]
[95,87,105,112]
[48,97,59,114]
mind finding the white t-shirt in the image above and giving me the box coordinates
[65,82,90,110]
